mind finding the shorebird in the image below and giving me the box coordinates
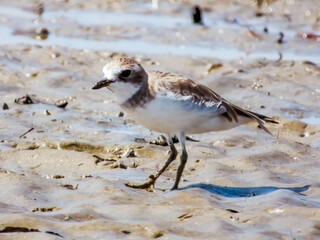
[92,58,278,191]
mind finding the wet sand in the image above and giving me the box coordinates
[1,0,320,239]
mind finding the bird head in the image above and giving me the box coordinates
[92,58,148,103]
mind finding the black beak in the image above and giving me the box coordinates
[92,79,114,90]
[92,78,115,90]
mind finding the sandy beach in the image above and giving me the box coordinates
[0,0,320,239]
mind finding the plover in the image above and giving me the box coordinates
[92,58,278,191]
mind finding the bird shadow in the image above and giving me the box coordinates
[179,183,311,198]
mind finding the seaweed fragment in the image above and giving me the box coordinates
[192,6,203,25]
[15,95,34,104]
[2,103,9,110]
[19,128,34,138]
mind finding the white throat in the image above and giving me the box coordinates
[108,81,140,104]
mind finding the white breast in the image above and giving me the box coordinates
[125,96,249,135]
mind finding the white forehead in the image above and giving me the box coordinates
[102,62,141,79]
[103,64,119,79]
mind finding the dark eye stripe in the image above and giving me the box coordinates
[120,69,131,78]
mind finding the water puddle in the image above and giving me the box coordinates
[0,5,36,19]
[0,25,250,59]
[43,8,190,28]
[0,5,319,62]
[0,5,226,28]
[299,116,320,125]
[1,24,319,63]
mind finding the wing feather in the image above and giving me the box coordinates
[148,71,277,134]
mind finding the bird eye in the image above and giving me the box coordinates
[120,69,131,78]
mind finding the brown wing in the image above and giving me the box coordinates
[149,71,278,135]
[149,71,238,121]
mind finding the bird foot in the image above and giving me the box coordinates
[170,185,178,191]
[125,174,156,192]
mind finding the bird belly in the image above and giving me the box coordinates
[125,97,250,135]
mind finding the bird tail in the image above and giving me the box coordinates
[231,104,279,135]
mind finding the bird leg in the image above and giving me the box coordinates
[171,132,188,190]
[125,136,178,191]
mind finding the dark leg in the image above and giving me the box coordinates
[125,135,178,191]
[171,132,188,190]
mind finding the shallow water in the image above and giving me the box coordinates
[0,1,320,239]
[0,5,320,62]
